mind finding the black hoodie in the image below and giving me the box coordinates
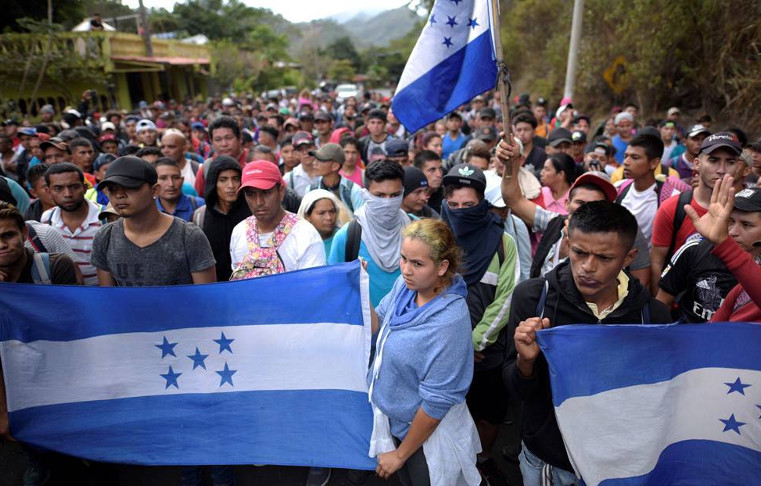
[502,259,670,471]
[201,156,251,281]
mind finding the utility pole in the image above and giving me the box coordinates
[563,0,584,101]
[138,0,153,57]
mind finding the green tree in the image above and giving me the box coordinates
[327,36,362,71]
[328,59,356,82]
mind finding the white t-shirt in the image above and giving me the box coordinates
[180,160,197,189]
[619,182,658,244]
[229,217,326,272]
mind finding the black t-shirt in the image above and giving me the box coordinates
[524,145,547,178]
[17,249,78,285]
[659,239,738,322]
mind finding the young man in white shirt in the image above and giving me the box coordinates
[230,160,325,276]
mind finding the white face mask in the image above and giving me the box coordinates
[362,189,403,228]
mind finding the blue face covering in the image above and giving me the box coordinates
[441,199,504,285]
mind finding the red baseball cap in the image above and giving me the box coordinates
[239,160,284,192]
[571,173,617,203]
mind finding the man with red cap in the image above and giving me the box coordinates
[229,160,325,279]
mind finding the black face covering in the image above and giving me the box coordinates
[441,199,504,285]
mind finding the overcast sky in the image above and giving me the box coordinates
[121,0,410,23]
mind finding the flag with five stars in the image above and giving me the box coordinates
[536,322,761,485]
[392,0,498,133]
[0,262,375,469]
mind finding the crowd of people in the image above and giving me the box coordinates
[0,86,760,486]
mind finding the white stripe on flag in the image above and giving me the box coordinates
[2,323,368,413]
[555,367,761,486]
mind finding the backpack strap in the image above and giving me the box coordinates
[666,189,693,263]
[31,252,52,285]
[193,206,206,227]
[341,179,355,212]
[614,180,633,204]
[25,222,48,253]
[345,219,362,262]
[189,196,198,211]
[496,233,505,266]
[535,279,549,318]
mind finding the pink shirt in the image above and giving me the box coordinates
[541,186,569,215]
[340,168,364,188]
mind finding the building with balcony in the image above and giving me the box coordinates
[0,31,211,118]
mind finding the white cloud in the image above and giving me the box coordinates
[122,0,410,23]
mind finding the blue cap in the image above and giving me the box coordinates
[386,138,409,157]
[18,127,37,137]
[191,122,206,132]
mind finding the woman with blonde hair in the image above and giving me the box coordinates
[368,219,480,485]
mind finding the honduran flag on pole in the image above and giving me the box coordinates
[392,0,498,133]
[0,261,376,469]
[536,323,761,485]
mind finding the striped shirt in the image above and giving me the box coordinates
[41,200,102,285]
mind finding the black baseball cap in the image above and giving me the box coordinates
[734,187,761,212]
[479,107,496,119]
[699,132,742,156]
[571,130,587,144]
[97,156,158,190]
[314,111,332,122]
[442,164,487,193]
[548,128,573,147]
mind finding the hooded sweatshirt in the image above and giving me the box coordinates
[502,259,671,470]
[369,274,473,440]
[201,157,251,281]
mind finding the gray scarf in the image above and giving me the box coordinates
[355,189,410,272]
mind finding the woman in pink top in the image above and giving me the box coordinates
[540,153,577,215]
[339,136,364,187]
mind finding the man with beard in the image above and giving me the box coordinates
[193,156,251,281]
[41,163,102,285]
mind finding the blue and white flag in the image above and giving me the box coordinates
[0,262,375,469]
[392,0,497,133]
[537,323,761,485]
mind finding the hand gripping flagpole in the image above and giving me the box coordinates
[490,0,512,140]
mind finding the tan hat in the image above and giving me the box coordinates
[309,143,345,165]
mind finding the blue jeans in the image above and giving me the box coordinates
[518,443,579,486]
[181,465,236,486]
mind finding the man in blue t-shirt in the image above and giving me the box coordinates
[328,159,411,307]
[442,112,468,160]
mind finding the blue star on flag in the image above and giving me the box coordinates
[725,377,751,395]
[187,347,209,370]
[719,413,745,435]
[216,362,237,387]
[757,404,761,419]
[429,14,437,26]
[214,332,234,354]
[450,0,462,5]
[442,37,453,48]
[160,366,182,389]
[467,17,479,29]
[446,16,458,28]
[155,336,177,359]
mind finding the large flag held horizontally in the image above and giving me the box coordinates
[537,323,761,485]
[0,262,375,469]
[392,0,498,133]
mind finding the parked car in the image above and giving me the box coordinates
[335,84,359,104]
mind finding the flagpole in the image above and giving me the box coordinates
[489,0,512,139]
